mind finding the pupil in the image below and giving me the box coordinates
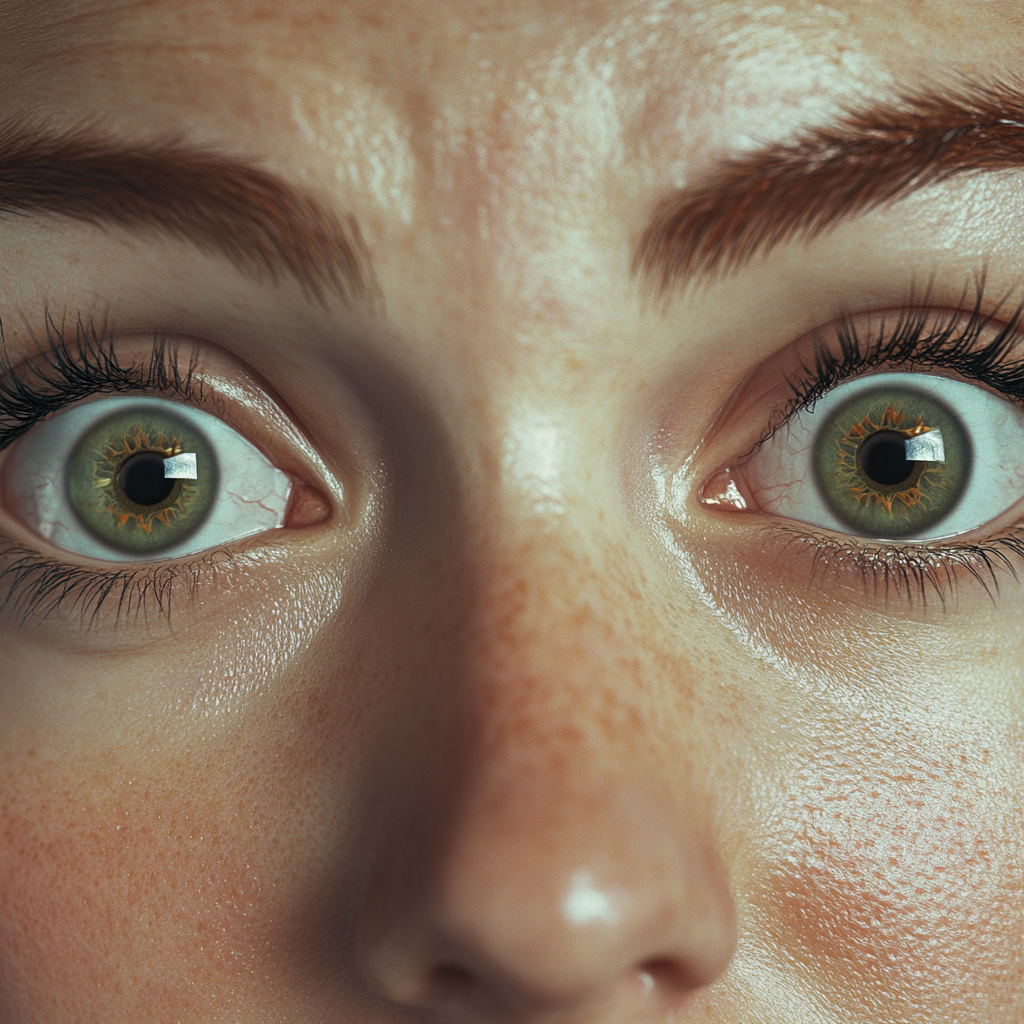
[118,451,176,506]
[859,430,913,487]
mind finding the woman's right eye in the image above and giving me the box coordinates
[2,395,293,562]
[730,371,1024,541]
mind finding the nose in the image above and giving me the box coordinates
[360,773,736,1021]
[356,544,737,1021]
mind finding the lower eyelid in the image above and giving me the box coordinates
[774,525,1024,607]
[681,514,1024,618]
[691,465,1024,614]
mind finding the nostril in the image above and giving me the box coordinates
[636,957,695,996]
[426,962,479,1003]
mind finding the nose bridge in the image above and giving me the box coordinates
[472,391,648,714]
[453,510,714,890]
[468,527,638,763]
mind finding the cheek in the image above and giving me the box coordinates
[0,736,302,1020]
[757,734,1024,1019]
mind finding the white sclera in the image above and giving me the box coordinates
[3,396,292,562]
[745,372,1024,541]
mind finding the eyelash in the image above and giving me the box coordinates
[775,278,1024,434]
[758,279,1024,607]
[0,313,205,449]
[0,315,224,628]
[0,540,211,628]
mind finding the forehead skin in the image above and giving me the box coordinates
[0,2,1023,1024]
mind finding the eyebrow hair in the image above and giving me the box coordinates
[634,78,1024,298]
[0,121,375,305]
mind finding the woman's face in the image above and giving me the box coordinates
[1,1,1023,1020]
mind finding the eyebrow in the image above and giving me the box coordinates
[0,121,375,305]
[634,78,1024,298]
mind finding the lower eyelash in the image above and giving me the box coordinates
[0,539,209,629]
[767,523,1024,608]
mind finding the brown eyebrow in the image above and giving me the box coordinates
[634,78,1024,298]
[0,121,375,306]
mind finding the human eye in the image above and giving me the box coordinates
[0,319,327,625]
[698,292,1024,603]
[738,371,1024,541]
[5,393,291,561]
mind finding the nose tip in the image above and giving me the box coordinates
[358,784,736,1020]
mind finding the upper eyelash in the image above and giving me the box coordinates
[769,278,1024,440]
[0,312,205,451]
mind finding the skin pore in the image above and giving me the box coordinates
[1,0,1024,1021]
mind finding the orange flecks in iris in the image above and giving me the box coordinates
[833,405,942,517]
[92,426,192,533]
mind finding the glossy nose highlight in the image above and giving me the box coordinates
[358,780,736,1020]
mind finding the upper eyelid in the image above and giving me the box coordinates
[776,299,1024,425]
[0,325,210,451]
[0,329,337,516]
[703,296,1024,470]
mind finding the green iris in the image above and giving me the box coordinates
[66,404,219,555]
[814,386,971,537]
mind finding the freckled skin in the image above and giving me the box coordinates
[0,1,1022,1022]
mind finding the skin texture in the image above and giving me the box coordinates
[0,0,1023,1021]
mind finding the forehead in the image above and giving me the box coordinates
[0,1,1001,178]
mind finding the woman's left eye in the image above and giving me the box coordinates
[2,396,292,562]
[731,372,1024,541]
